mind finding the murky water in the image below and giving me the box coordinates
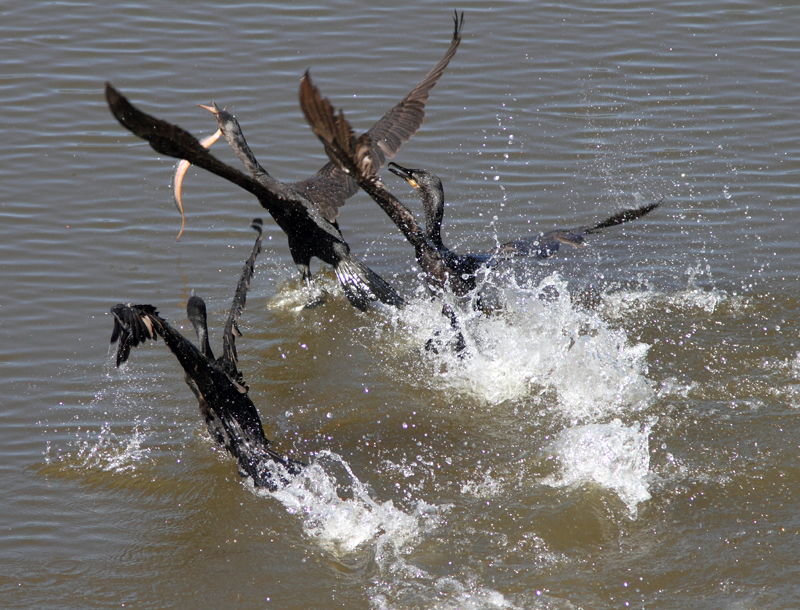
[2,1,800,608]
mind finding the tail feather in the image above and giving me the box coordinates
[333,256,404,310]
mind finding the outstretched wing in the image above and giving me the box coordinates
[296,11,464,222]
[218,218,264,379]
[300,73,434,263]
[496,200,663,259]
[105,84,307,216]
[300,73,376,180]
[578,199,662,234]
[366,11,464,166]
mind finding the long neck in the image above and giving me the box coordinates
[219,115,283,191]
[186,295,214,360]
[362,181,465,294]
[422,186,446,251]
[104,84,287,213]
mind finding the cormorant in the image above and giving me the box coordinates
[299,74,660,299]
[105,11,464,310]
[387,162,662,290]
[109,219,304,490]
[299,73,459,295]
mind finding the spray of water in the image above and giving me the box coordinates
[540,418,653,519]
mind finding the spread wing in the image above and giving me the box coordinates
[110,304,167,367]
[366,11,464,166]
[297,11,464,222]
[218,218,264,379]
[105,83,310,217]
[496,200,663,259]
[300,73,431,256]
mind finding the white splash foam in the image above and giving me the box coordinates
[540,418,653,519]
[265,273,339,311]
[262,451,522,610]
[460,467,504,499]
[265,451,439,555]
[602,273,749,321]
[367,272,654,422]
[52,420,152,474]
[370,575,513,610]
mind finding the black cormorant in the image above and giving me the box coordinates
[109,219,303,490]
[387,162,661,290]
[299,74,660,301]
[300,73,476,297]
[105,12,464,310]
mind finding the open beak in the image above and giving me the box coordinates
[198,101,222,116]
[388,162,420,189]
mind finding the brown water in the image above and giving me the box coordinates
[2,1,800,608]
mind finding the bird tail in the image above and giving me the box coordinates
[333,255,404,311]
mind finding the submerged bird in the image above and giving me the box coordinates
[387,162,662,290]
[106,11,464,310]
[299,75,660,298]
[109,219,304,490]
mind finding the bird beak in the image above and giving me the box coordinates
[388,162,420,189]
[198,102,221,115]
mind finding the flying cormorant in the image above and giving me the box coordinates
[109,219,303,490]
[387,162,661,291]
[299,74,660,298]
[105,11,464,310]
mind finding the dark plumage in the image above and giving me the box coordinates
[299,73,461,295]
[300,75,659,301]
[387,162,662,291]
[105,12,464,310]
[109,219,303,490]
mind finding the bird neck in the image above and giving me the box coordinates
[194,324,214,361]
[422,190,446,251]
[221,119,280,189]
[187,296,214,361]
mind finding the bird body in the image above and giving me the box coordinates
[106,12,464,310]
[299,76,661,298]
[387,162,662,278]
[106,83,397,310]
[109,219,303,490]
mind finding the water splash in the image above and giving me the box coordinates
[371,576,514,610]
[264,450,436,554]
[265,272,339,311]
[260,451,522,610]
[540,418,653,519]
[46,420,152,474]
[602,265,750,320]
[367,272,654,423]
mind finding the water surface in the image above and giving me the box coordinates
[2,1,799,608]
